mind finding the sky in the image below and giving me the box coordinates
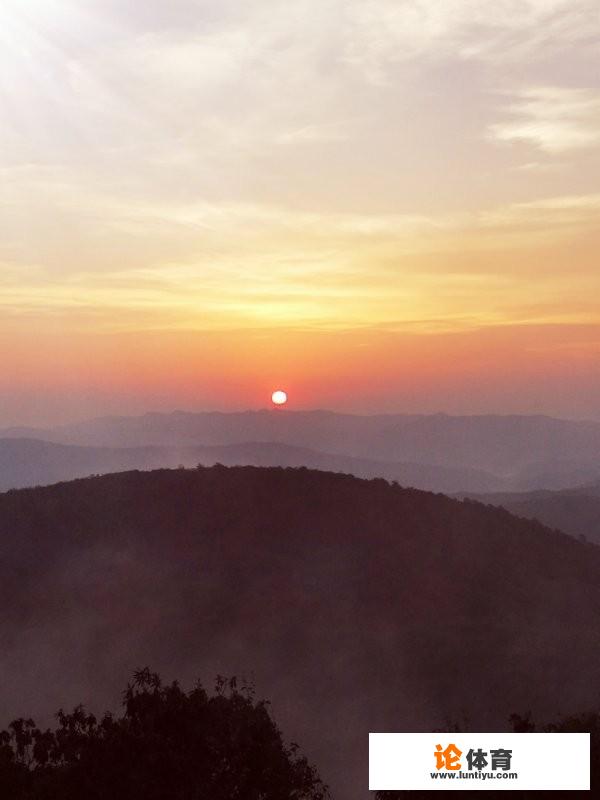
[1,0,600,425]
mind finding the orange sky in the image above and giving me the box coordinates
[2,323,599,425]
[1,1,599,425]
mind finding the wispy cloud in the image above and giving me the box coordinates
[489,87,600,153]
[341,0,596,82]
[0,0,599,339]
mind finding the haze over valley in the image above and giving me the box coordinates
[4,409,600,497]
[1,465,598,798]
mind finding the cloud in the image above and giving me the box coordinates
[340,0,596,82]
[489,87,600,153]
[275,123,352,145]
[1,0,600,342]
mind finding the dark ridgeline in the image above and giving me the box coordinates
[464,482,600,546]
[0,465,599,798]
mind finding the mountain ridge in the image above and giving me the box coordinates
[5,410,600,490]
[0,436,506,495]
[463,481,600,545]
[1,465,599,798]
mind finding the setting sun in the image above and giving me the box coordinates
[271,390,288,406]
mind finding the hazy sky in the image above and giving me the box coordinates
[1,0,600,425]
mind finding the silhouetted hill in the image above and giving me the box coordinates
[465,482,600,545]
[6,410,600,489]
[0,466,599,798]
[0,437,504,494]
[201,442,504,493]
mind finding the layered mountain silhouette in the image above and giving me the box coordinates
[1,466,598,798]
[0,437,504,495]
[466,481,600,546]
[4,410,600,492]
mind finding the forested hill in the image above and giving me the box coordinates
[1,466,599,799]
[463,482,600,546]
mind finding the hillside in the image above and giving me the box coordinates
[0,466,599,798]
[0,437,504,494]
[466,482,600,545]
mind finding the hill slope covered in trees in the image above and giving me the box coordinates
[0,466,598,798]
[464,482,600,546]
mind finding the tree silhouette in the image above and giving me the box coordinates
[0,669,329,800]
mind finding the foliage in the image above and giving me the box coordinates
[0,669,329,800]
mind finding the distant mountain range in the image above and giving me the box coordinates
[1,466,598,799]
[0,437,506,495]
[465,482,600,546]
[3,409,600,493]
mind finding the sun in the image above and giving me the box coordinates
[271,390,288,406]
